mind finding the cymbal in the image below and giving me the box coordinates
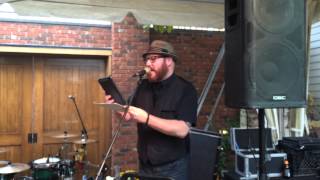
[46,132,79,139]
[0,163,30,174]
[73,139,96,144]
[0,161,9,168]
[0,161,9,165]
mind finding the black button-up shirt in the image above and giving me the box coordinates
[132,74,198,165]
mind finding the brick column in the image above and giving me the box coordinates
[111,12,149,171]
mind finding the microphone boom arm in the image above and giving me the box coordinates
[69,96,88,139]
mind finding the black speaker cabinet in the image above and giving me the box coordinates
[189,128,221,180]
[224,0,307,108]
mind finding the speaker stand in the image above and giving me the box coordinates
[258,109,268,180]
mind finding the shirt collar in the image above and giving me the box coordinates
[151,73,176,89]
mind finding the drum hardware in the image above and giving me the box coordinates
[72,139,97,145]
[58,133,76,160]
[74,146,86,162]
[57,159,75,178]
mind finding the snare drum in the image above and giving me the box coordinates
[31,157,60,180]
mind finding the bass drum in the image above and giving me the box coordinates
[31,157,60,180]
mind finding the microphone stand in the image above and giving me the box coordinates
[95,75,144,180]
[69,96,89,140]
[69,96,92,178]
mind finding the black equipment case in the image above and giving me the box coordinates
[189,128,221,180]
[230,128,287,178]
[278,136,320,177]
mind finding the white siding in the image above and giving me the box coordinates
[309,22,320,103]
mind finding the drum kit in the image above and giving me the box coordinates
[0,131,98,180]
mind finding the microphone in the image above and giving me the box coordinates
[132,67,150,77]
[68,95,75,100]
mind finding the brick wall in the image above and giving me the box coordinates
[0,22,111,48]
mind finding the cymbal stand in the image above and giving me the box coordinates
[95,76,144,180]
[58,131,71,159]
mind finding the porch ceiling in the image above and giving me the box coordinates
[1,0,225,29]
[0,0,320,30]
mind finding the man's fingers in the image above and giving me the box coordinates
[105,95,115,103]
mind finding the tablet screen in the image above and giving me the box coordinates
[98,77,126,105]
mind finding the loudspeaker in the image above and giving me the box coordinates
[189,128,221,180]
[224,0,307,108]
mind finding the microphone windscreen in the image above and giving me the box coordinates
[144,67,151,74]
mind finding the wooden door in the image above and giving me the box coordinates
[0,55,33,162]
[0,54,110,169]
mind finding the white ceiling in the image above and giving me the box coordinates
[0,0,319,30]
[0,0,225,29]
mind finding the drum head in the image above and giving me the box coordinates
[33,157,60,169]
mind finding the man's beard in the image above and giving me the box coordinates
[148,61,168,82]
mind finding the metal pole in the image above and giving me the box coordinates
[258,109,267,180]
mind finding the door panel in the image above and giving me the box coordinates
[0,55,33,163]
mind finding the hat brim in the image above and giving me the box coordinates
[142,51,177,62]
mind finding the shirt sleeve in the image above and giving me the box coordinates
[177,84,198,126]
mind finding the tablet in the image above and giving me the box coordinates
[93,102,126,111]
[98,77,126,105]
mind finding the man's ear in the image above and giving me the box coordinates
[165,57,174,66]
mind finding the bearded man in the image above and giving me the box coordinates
[105,40,198,180]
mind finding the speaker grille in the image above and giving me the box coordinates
[253,0,297,34]
[248,41,302,99]
[225,0,307,108]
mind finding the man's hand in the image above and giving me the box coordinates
[105,95,115,104]
[125,106,148,123]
